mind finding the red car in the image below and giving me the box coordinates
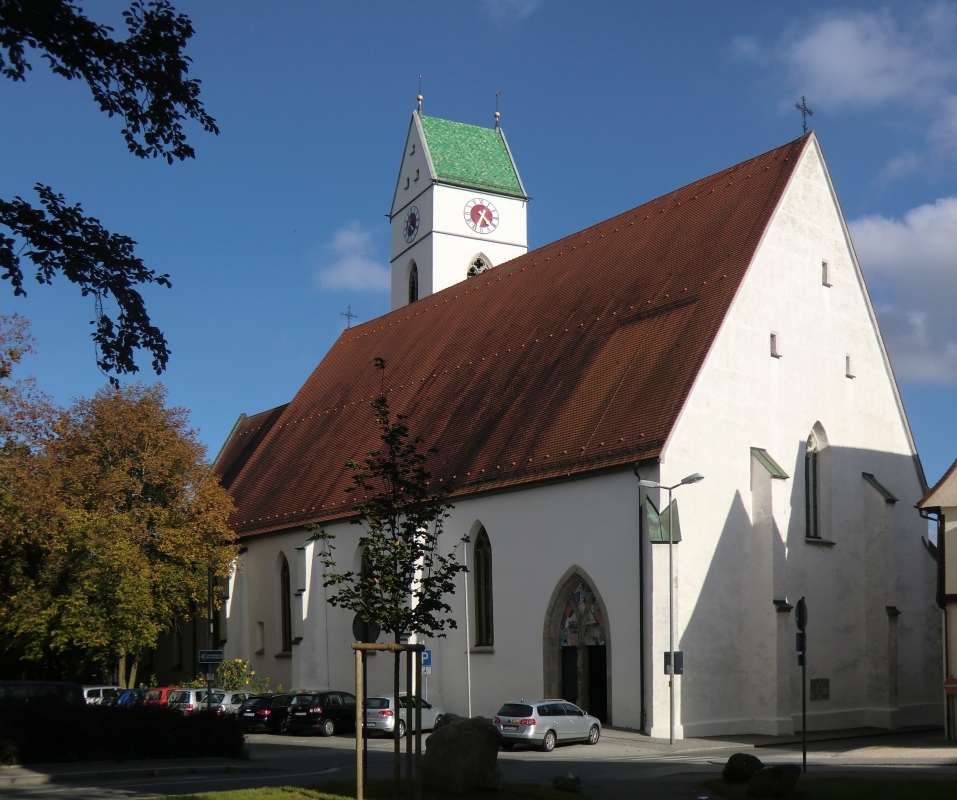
[144,686,181,706]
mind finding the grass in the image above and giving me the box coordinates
[706,776,957,799]
[158,780,571,800]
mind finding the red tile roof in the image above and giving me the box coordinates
[221,135,810,537]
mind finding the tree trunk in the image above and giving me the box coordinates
[128,658,139,690]
[118,653,128,689]
[393,639,401,797]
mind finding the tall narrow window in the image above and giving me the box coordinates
[805,434,820,539]
[408,262,419,304]
[822,260,832,286]
[280,556,292,652]
[845,355,855,378]
[474,528,494,646]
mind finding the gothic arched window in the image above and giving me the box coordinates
[408,262,419,304]
[467,256,491,278]
[474,528,494,646]
[279,555,292,652]
[805,432,821,539]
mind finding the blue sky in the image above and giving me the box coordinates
[2,1,957,484]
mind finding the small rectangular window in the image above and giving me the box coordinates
[256,621,265,654]
[845,355,855,378]
[770,332,782,358]
[822,261,831,286]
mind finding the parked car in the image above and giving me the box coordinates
[210,690,257,715]
[285,691,357,736]
[0,681,83,705]
[106,688,147,708]
[143,686,181,706]
[492,700,601,752]
[167,688,219,713]
[82,685,121,705]
[363,695,444,738]
[238,693,295,733]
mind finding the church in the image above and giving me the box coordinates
[212,105,941,738]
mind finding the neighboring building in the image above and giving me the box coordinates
[917,461,957,738]
[212,111,940,737]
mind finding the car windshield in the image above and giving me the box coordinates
[242,698,271,710]
[145,691,161,701]
[366,698,390,709]
[230,695,246,704]
[168,690,189,703]
[210,693,225,704]
[498,703,533,717]
[290,695,318,707]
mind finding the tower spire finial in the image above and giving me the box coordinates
[494,90,500,129]
[417,75,423,113]
[795,95,813,134]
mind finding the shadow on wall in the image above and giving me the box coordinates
[679,442,939,736]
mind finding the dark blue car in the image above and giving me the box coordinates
[108,688,146,707]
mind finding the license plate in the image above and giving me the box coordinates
[293,712,306,716]
[243,712,254,716]
[364,722,376,727]
[503,725,518,731]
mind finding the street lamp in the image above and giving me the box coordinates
[635,471,704,745]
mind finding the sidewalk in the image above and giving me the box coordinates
[0,756,263,788]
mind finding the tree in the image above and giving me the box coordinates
[315,359,467,645]
[315,358,467,789]
[0,0,218,379]
[0,319,236,684]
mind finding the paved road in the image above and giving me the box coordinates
[2,726,957,799]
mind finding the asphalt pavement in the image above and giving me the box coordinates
[1,725,957,799]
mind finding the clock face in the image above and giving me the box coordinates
[464,198,499,234]
[404,206,420,243]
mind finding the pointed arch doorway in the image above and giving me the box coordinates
[543,570,611,723]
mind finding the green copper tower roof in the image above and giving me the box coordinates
[419,115,527,199]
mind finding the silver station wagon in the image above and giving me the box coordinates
[493,699,601,752]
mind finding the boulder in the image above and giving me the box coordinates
[421,715,505,794]
[722,752,764,783]
[747,764,801,797]
[553,773,585,795]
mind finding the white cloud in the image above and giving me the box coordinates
[782,13,947,110]
[312,222,390,293]
[482,0,542,22]
[876,152,923,183]
[850,197,957,383]
[735,6,957,165]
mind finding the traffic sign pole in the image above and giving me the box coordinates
[796,597,808,774]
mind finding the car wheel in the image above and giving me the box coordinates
[397,720,407,738]
[279,720,289,735]
[500,742,515,751]
[321,718,335,737]
[541,730,556,752]
[587,725,600,745]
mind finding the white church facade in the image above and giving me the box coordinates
[214,111,941,738]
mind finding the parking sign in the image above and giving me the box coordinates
[421,649,432,667]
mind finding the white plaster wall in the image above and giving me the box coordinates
[228,470,648,728]
[391,183,527,310]
[660,137,940,737]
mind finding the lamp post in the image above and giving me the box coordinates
[636,471,704,745]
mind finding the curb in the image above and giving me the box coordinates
[0,761,264,787]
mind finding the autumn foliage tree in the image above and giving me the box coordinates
[0,316,236,684]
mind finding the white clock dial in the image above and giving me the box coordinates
[464,198,499,234]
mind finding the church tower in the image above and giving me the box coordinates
[389,103,529,310]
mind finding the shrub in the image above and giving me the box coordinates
[185,658,270,692]
[0,700,245,764]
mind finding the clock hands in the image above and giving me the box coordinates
[477,208,491,228]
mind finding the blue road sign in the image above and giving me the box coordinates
[198,649,225,664]
[421,649,432,667]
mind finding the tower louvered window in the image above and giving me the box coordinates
[805,435,820,539]
[474,528,494,646]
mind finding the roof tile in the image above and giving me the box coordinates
[221,135,810,537]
